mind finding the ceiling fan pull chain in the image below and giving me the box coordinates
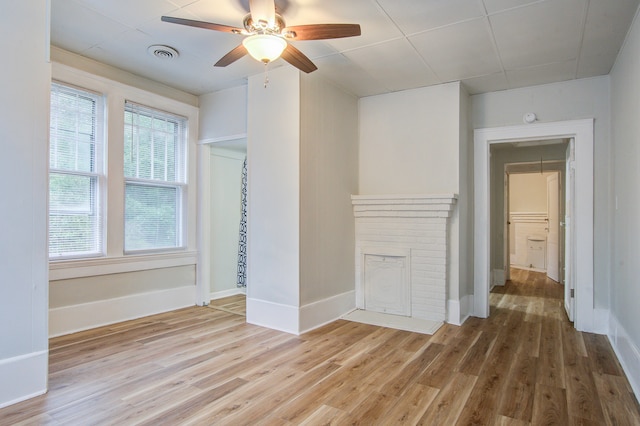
[263,63,269,88]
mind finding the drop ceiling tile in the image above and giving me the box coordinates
[85,27,258,95]
[343,38,439,92]
[410,17,501,81]
[376,0,485,35]
[290,1,404,52]
[506,60,577,90]
[490,0,586,69]
[313,54,388,98]
[51,0,131,52]
[76,0,178,27]
[577,52,618,78]
[139,14,243,63]
[482,0,543,14]
[579,0,639,60]
[461,72,509,95]
[177,0,248,24]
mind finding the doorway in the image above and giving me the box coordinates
[504,162,565,284]
[474,119,595,332]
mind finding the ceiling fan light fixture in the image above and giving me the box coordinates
[242,34,286,64]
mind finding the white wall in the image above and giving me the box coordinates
[246,67,359,333]
[199,86,247,141]
[510,172,555,212]
[299,72,359,306]
[359,83,461,194]
[610,7,640,396]
[472,77,611,309]
[209,148,245,297]
[247,66,301,331]
[0,1,50,408]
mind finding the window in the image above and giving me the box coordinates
[49,82,104,259]
[123,101,187,252]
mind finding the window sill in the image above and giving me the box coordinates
[49,251,198,281]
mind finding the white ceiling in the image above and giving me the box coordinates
[51,0,640,97]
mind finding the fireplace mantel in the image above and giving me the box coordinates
[352,194,458,323]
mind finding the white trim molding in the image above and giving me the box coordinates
[49,251,197,281]
[49,285,196,337]
[246,297,300,335]
[474,119,595,332]
[300,291,356,334]
[0,350,48,409]
[609,313,640,399]
[447,295,474,326]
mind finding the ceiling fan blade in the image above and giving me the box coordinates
[282,24,361,40]
[280,43,317,73]
[215,44,248,67]
[249,0,276,26]
[161,16,245,34]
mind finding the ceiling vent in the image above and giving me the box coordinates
[147,45,179,59]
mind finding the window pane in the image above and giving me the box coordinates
[49,173,94,213]
[50,85,98,173]
[49,174,99,257]
[124,183,179,251]
[49,83,103,259]
[123,102,185,183]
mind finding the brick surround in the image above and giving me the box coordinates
[352,194,457,322]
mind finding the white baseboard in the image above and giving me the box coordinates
[447,294,474,326]
[246,297,300,335]
[299,291,355,334]
[49,285,196,337]
[210,287,246,301]
[492,269,506,287]
[0,350,48,409]
[608,313,640,399]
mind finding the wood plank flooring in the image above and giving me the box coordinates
[1,269,639,425]
[208,294,246,316]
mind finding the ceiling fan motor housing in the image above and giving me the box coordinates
[243,13,286,34]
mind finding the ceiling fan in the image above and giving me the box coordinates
[161,0,361,73]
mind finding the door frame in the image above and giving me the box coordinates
[474,119,594,332]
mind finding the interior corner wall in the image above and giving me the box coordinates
[471,76,611,309]
[610,5,640,394]
[459,84,474,300]
[246,66,301,332]
[299,73,359,309]
[0,1,50,408]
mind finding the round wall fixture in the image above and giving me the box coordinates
[147,45,179,59]
[523,112,537,124]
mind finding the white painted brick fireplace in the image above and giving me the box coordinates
[352,194,457,323]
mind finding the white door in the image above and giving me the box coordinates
[564,139,576,321]
[546,172,560,282]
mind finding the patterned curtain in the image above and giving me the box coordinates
[236,157,248,288]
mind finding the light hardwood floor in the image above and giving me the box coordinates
[1,269,639,425]
[209,294,246,316]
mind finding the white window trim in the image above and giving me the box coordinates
[50,62,199,279]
